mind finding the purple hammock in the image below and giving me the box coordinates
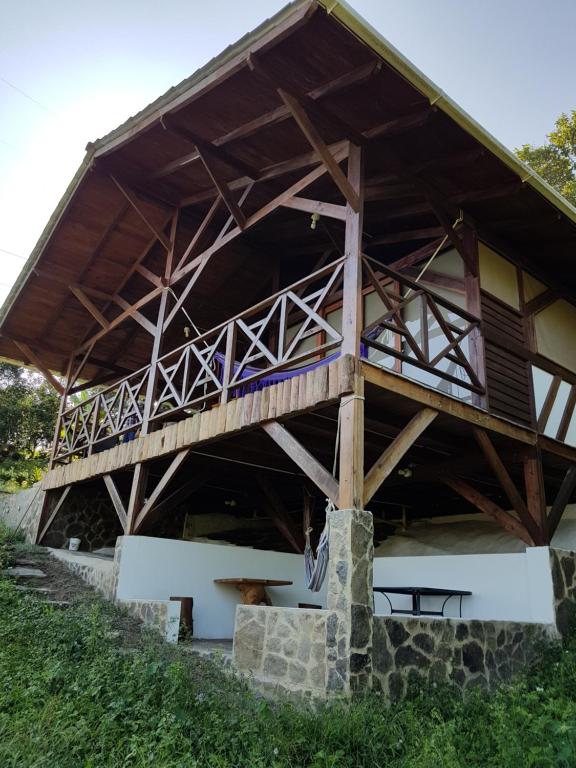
[213,343,369,399]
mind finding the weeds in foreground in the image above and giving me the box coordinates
[0,525,575,767]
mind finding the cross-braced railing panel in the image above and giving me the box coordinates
[56,366,150,461]
[53,258,345,461]
[361,255,485,396]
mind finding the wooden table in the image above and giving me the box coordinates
[214,578,293,605]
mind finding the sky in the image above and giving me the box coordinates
[0,0,574,306]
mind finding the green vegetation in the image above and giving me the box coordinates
[0,362,59,491]
[516,110,576,206]
[1,526,576,767]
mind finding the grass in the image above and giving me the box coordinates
[1,524,576,767]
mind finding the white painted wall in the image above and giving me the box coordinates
[115,536,326,639]
[373,546,555,623]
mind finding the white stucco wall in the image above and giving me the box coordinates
[372,546,555,623]
[115,535,326,639]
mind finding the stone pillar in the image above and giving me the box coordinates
[325,508,374,695]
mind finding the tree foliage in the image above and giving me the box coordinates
[516,110,576,206]
[0,362,59,489]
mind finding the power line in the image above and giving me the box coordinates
[0,247,25,260]
[0,75,55,116]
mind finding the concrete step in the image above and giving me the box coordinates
[5,567,46,578]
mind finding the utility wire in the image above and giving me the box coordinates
[0,75,55,115]
[0,247,25,259]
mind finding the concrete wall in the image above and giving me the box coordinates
[115,535,327,639]
[373,546,556,623]
[0,483,44,542]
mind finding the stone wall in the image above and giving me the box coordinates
[373,615,554,699]
[49,548,117,601]
[0,483,44,542]
[234,605,328,699]
[42,483,122,551]
[550,547,576,636]
[117,599,181,644]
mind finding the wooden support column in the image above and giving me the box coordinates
[48,356,74,470]
[125,463,149,535]
[36,486,71,544]
[523,448,548,544]
[339,144,365,510]
[103,474,128,531]
[462,222,487,408]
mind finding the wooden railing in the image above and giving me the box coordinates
[54,258,345,461]
[361,255,485,396]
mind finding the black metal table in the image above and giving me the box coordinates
[373,586,472,617]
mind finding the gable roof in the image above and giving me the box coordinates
[1,0,575,379]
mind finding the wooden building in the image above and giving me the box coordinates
[2,0,576,696]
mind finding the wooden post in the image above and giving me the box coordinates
[339,144,365,510]
[523,448,548,544]
[462,222,487,409]
[48,356,74,469]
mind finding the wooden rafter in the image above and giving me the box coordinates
[262,421,339,504]
[133,449,191,532]
[364,408,438,504]
[162,118,259,180]
[112,295,156,336]
[442,475,534,546]
[196,144,246,229]
[69,285,110,330]
[109,176,172,250]
[280,196,346,220]
[103,474,127,530]
[523,449,548,543]
[524,288,559,316]
[548,465,576,539]
[472,427,540,543]
[174,197,221,275]
[12,340,64,394]
[276,89,360,211]
[37,486,71,543]
[151,60,380,182]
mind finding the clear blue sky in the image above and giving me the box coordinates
[1,0,574,305]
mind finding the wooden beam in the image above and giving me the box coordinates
[364,408,438,504]
[162,118,259,180]
[277,89,360,211]
[362,360,537,445]
[12,340,64,394]
[196,144,246,229]
[37,486,71,543]
[262,421,339,505]
[135,264,163,289]
[524,288,559,316]
[523,449,548,543]
[109,176,171,250]
[103,474,127,530]
[442,476,534,545]
[472,427,540,543]
[145,473,211,526]
[280,196,346,220]
[75,285,163,355]
[174,197,221,275]
[133,450,190,532]
[152,60,379,182]
[69,285,110,330]
[256,475,304,554]
[126,463,148,534]
[112,294,156,336]
[548,465,576,539]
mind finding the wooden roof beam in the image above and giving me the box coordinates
[109,176,172,250]
[69,285,110,330]
[276,88,360,211]
[195,144,246,229]
[12,340,64,394]
[151,60,380,182]
[162,117,260,180]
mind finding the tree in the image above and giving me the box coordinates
[516,110,576,206]
[0,362,59,490]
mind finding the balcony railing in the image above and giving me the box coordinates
[361,255,485,397]
[54,256,485,462]
[54,258,345,461]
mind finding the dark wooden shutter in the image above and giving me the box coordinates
[481,292,533,426]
